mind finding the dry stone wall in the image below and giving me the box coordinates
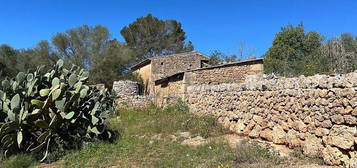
[185,72,357,167]
[184,60,263,85]
[113,80,152,108]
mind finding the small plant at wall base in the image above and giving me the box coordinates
[0,60,116,162]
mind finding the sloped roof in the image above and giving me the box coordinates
[130,52,209,71]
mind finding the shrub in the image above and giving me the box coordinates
[235,140,282,165]
[0,60,115,162]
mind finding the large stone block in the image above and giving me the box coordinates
[322,125,356,150]
[272,126,287,145]
[302,134,323,156]
[259,129,273,141]
[322,145,349,166]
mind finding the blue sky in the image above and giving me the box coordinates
[0,0,356,57]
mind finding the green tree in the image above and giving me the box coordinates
[208,50,223,66]
[52,25,110,69]
[223,54,237,63]
[0,44,19,79]
[341,33,357,53]
[17,40,59,71]
[89,40,135,88]
[208,50,237,66]
[264,24,323,76]
[320,36,357,73]
[120,14,194,60]
[51,25,140,87]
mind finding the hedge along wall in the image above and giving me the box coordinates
[184,72,357,167]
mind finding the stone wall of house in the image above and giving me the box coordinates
[184,60,263,85]
[132,63,152,94]
[184,72,357,167]
[153,74,185,106]
[151,52,208,81]
[113,80,153,108]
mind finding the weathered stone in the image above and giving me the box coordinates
[322,125,356,150]
[342,106,353,115]
[280,122,290,131]
[320,120,333,128]
[181,136,207,146]
[317,89,328,97]
[113,80,140,96]
[303,116,312,124]
[286,130,303,148]
[331,114,344,124]
[302,135,323,156]
[113,80,153,108]
[315,128,329,137]
[293,120,307,132]
[272,126,287,145]
[252,115,265,125]
[347,152,357,168]
[178,71,357,167]
[267,121,275,129]
[352,108,357,116]
[344,115,357,125]
[259,129,273,141]
[350,98,357,108]
[248,125,262,138]
[234,120,246,134]
[243,121,256,135]
[322,145,349,166]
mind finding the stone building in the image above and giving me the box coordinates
[131,52,210,95]
[153,58,264,105]
[128,52,264,105]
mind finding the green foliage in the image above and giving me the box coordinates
[1,15,196,87]
[52,25,111,69]
[0,45,19,80]
[264,24,323,76]
[265,24,357,76]
[120,14,194,59]
[208,50,238,66]
[341,33,357,53]
[61,135,236,168]
[235,141,282,165]
[89,40,135,89]
[60,105,286,168]
[18,40,59,72]
[115,103,230,138]
[291,148,325,165]
[0,154,38,168]
[320,34,357,73]
[61,104,235,168]
[0,60,115,162]
[208,51,222,66]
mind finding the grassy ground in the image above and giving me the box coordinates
[0,103,286,168]
[0,154,38,168]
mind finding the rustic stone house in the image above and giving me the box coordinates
[153,58,264,105]
[130,51,264,105]
[131,52,210,95]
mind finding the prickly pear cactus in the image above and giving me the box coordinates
[0,60,115,161]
